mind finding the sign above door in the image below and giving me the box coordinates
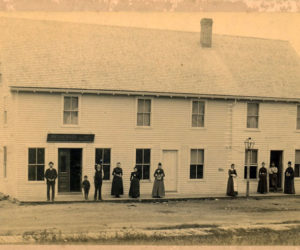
[47,134,95,143]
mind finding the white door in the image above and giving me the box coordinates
[162,150,178,192]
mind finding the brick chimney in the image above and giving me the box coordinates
[200,18,213,48]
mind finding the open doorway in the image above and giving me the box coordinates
[269,150,283,191]
[58,148,82,193]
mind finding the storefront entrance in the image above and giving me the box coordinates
[58,148,82,192]
[269,150,283,191]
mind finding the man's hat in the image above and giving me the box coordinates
[49,161,54,165]
[288,161,292,165]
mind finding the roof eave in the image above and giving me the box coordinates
[9,86,300,103]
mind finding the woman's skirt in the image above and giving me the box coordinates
[152,179,165,197]
[129,178,140,198]
[111,176,124,196]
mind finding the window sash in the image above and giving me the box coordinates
[63,97,79,125]
[190,164,203,179]
[192,101,205,127]
[28,148,45,181]
[137,99,151,126]
[244,165,258,179]
[295,164,300,178]
[136,149,151,179]
[247,103,259,128]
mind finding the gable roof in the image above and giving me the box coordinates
[1,17,300,100]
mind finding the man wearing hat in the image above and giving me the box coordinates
[44,161,58,202]
[94,160,104,201]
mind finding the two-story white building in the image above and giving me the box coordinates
[1,17,300,201]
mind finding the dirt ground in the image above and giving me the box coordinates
[1,196,300,245]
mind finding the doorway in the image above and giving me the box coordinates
[58,148,82,193]
[269,150,283,191]
[162,150,178,192]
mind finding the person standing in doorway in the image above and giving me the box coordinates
[111,162,123,198]
[269,162,278,192]
[44,161,58,202]
[152,162,165,198]
[257,162,268,194]
[94,162,104,201]
[82,175,90,200]
[284,161,295,194]
[226,163,238,197]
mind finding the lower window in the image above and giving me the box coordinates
[136,149,150,180]
[190,149,204,179]
[28,148,45,181]
[244,149,258,179]
[95,148,111,180]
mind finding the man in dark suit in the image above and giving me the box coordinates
[44,161,58,202]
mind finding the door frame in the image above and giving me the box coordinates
[269,150,284,190]
[162,149,179,192]
[54,144,86,194]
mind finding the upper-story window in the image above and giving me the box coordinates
[192,101,205,127]
[297,105,300,130]
[137,99,151,126]
[63,96,79,125]
[247,103,259,128]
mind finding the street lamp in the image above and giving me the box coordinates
[244,137,255,197]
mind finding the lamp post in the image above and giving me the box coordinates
[244,137,255,197]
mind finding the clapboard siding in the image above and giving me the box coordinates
[2,91,298,200]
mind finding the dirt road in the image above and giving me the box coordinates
[1,196,300,244]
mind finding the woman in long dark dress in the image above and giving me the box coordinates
[152,162,165,198]
[226,163,237,197]
[284,161,295,194]
[129,167,140,198]
[257,162,268,194]
[111,162,124,198]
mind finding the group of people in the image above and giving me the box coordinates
[226,161,296,197]
[82,161,166,200]
[44,161,166,201]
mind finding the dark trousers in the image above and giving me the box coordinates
[84,188,90,200]
[47,182,55,201]
[94,182,102,200]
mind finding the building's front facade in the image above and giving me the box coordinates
[1,17,300,201]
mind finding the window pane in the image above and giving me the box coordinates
[136,164,142,177]
[199,102,205,114]
[250,150,257,164]
[295,164,300,178]
[197,150,204,164]
[190,165,197,179]
[144,100,151,113]
[248,103,259,116]
[64,97,71,110]
[297,118,300,130]
[144,114,150,126]
[37,165,45,180]
[28,165,36,180]
[244,166,247,179]
[71,97,78,111]
[137,114,143,126]
[137,99,144,113]
[192,101,198,114]
[191,150,198,164]
[95,149,103,164]
[37,148,44,164]
[247,117,258,128]
[143,165,150,179]
[192,115,198,127]
[28,148,36,164]
[198,115,204,127]
[297,105,300,118]
[136,149,143,164]
[103,149,111,164]
[196,165,203,179]
[103,165,110,180]
[143,149,150,164]
[71,111,78,124]
[64,111,71,124]
[250,166,257,179]
[296,150,300,164]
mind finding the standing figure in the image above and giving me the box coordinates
[82,175,90,200]
[111,162,124,198]
[152,162,165,198]
[129,166,140,198]
[257,162,268,194]
[284,161,295,194]
[44,161,58,202]
[226,163,238,197]
[94,162,104,201]
[269,162,278,192]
